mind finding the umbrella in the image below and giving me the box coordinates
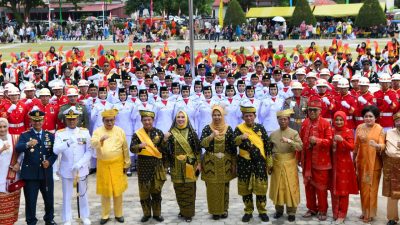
[272,16,285,22]
[85,16,98,21]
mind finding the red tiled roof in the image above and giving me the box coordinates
[313,0,336,5]
[213,0,230,7]
[49,3,124,11]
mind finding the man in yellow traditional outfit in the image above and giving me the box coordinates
[269,109,303,222]
[91,109,131,224]
[234,105,273,223]
[130,110,166,223]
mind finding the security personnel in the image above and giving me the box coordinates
[53,106,93,225]
[16,110,57,225]
[58,88,89,129]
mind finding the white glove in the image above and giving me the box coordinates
[72,162,81,171]
[358,96,367,105]
[7,104,16,113]
[290,101,296,108]
[67,137,77,146]
[322,97,330,106]
[49,96,57,104]
[31,106,39,111]
[341,101,350,109]
[25,99,32,105]
[384,95,392,104]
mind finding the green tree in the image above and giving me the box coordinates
[0,0,45,25]
[355,0,386,28]
[290,0,316,26]
[125,0,212,17]
[224,0,246,28]
[237,0,253,11]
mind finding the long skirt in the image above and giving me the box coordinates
[206,182,229,215]
[359,169,381,219]
[173,182,196,218]
[0,190,21,225]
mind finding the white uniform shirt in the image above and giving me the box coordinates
[53,127,93,178]
[154,99,176,133]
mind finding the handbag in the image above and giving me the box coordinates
[6,179,25,193]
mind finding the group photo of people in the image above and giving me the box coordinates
[1,38,400,225]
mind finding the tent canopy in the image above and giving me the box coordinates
[313,3,386,17]
[246,7,296,18]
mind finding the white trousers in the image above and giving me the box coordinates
[61,177,90,222]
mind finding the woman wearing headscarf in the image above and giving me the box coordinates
[0,118,23,225]
[165,110,201,222]
[354,105,385,223]
[200,105,237,220]
[331,111,358,224]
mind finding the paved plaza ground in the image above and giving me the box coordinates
[15,172,388,225]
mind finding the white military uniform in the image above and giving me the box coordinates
[154,99,175,133]
[195,98,219,137]
[260,96,284,135]
[53,126,92,224]
[221,97,241,129]
[90,99,113,131]
[174,97,198,128]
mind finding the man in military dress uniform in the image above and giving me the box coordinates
[234,105,273,222]
[130,110,166,223]
[283,81,308,133]
[16,110,57,225]
[53,107,93,225]
[58,88,89,129]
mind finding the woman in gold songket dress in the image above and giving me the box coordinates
[0,118,23,225]
[165,110,201,222]
[200,105,237,220]
[354,105,385,223]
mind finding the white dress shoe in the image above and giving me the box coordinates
[82,218,91,225]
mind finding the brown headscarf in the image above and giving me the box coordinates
[210,105,228,137]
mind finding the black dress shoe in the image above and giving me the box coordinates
[45,220,57,225]
[115,216,124,223]
[221,211,228,219]
[288,215,296,222]
[126,170,132,177]
[242,214,253,222]
[212,215,220,220]
[273,212,283,219]
[89,168,97,175]
[184,217,192,222]
[153,216,164,222]
[259,213,270,222]
[387,220,398,225]
[100,218,109,225]
[140,216,151,222]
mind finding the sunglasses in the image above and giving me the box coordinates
[104,65,110,67]
[308,108,319,112]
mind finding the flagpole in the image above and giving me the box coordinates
[102,0,105,28]
[189,0,195,78]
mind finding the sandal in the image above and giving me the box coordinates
[318,213,327,221]
[303,210,317,218]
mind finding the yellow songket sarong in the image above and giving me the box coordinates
[269,152,300,208]
[237,123,266,159]
[97,156,128,197]
[136,128,162,159]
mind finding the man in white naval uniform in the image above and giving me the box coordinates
[154,86,175,133]
[114,88,137,176]
[53,106,93,225]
